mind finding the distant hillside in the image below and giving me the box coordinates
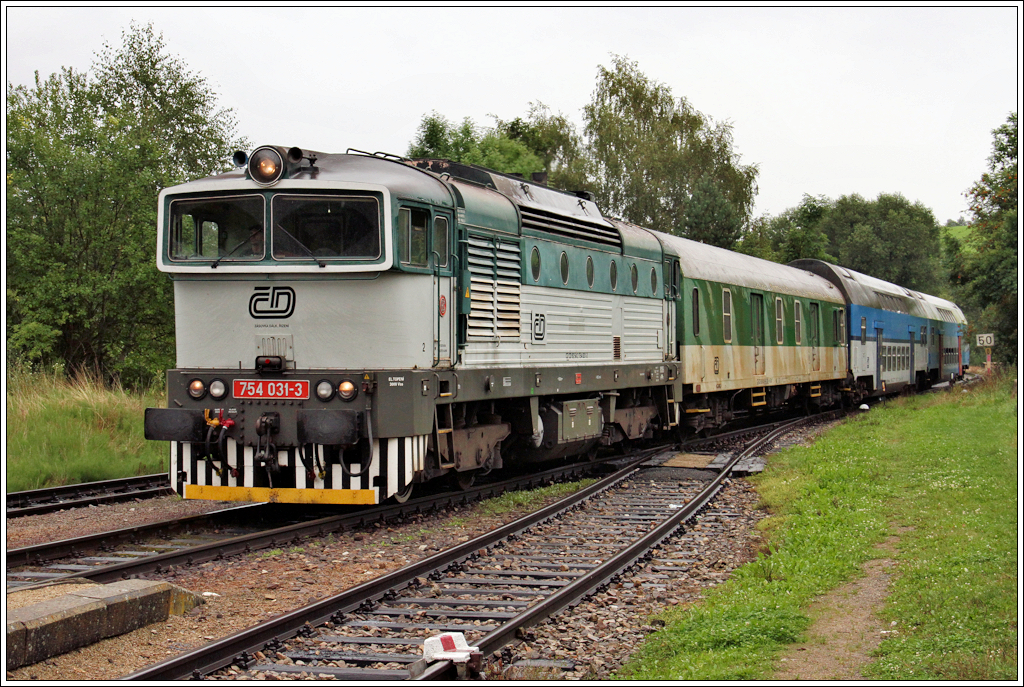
[942,225,975,253]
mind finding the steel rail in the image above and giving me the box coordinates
[122,449,666,681]
[7,474,173,518]
[11,455,612,588]
[414,417,805,680]
[124,419,808,681]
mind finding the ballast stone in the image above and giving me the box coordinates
[6,579,203,670]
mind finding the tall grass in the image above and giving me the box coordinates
[5,362,169,492]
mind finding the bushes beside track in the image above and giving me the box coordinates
[617,370,1018,681]
[5,364,168,492]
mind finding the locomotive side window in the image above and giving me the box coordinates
[794,300,802,344]
[723,289,732,342]
[432,217,449,268]
[273,195,381,260]
[531,246,541,281]
[398,207,429,266]
[650,267,658,295]
[169,195,265,261]
[560,252,570,284]
[630,263,639,293]
[775,297,784,344]
[609,261,618,290]
[586,256,595,288]
[692,288,700,336]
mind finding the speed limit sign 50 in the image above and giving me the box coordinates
[976,333,995,347]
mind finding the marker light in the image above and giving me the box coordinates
[209,379,227,400]
[338,380,358,401]
[316,380,335,402]
[188,379,207,399]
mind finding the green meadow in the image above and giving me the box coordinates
[618,371,1018,681]
[5,364,168,492]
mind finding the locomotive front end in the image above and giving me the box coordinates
[144,147,449,505]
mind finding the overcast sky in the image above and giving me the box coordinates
[5,5,1020,224]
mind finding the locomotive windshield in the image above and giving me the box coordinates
[272,195,381,260]
[168,193,382,263]
[169,195,265,262]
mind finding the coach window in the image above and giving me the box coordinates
[794,300,802,344]
[398,207,429,267]
[586,256,595,288]
[432,217,449,268]
[723,289,733,342]
[775,298,784,344]
[609,261,618,290]
[531,246,541,281]
[692,288,700,336]
[920,326,927,344]
[861,317,867,343]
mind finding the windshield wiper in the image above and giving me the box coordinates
[274,224,326,268]
[211,227,262,269]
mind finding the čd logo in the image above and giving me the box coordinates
[250,286,295,319]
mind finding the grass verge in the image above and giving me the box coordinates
[6,363,168,492]
[616,371,1018,680]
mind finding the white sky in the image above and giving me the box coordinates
[5,4,1021,224]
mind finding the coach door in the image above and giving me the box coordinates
[432,213,454,367]
[809,302,821,372]
[751,293,766,375]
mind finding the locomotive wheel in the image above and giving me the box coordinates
[454,470,476,490]
[392,482,414,504]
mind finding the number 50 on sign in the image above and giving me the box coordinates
[976,333,995,347]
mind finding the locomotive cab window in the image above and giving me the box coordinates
[398,207,429,267]
[273,195,381,260]
[169,195,265,262]
[432,217,449,268]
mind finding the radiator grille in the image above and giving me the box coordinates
[519,206,622,249]
[613,335,621,360]
[466,235,521,341]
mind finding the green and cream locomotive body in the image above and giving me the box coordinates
[144,147,847,505]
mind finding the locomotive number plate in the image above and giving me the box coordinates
[233,379,309,399]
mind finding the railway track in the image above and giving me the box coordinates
[6,474,173,518]
[125,417,811,680]
[5,458,605,591]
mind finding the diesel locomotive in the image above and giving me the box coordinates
[144,146,968,505]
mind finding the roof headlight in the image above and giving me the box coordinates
[338,380,358,401]
[248,146,285,186]
[188,379,207,400]
[316,380,335,402]
[209,379,227,400]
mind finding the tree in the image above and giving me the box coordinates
[6,23,246,385]
[735,194,834,264]
[945,113,1018,364]
[681,175,743,249]
[817,193,944,293]
[407,112,543,177]
[580,55,758,236]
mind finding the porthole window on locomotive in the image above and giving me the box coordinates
[530,246,541,281]
[650,267,657,295]
[609,261,618,290]
[586,256,595,288]
[560,252,569,284]
[631,263,639,293]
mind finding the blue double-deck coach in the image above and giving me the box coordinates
[791,260,968,399]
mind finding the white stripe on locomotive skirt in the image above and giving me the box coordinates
[172,436,429,500]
